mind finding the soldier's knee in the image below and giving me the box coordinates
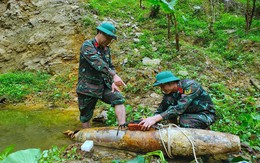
[111,98,125,107]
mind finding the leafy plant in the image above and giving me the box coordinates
[38,145,81,162]
[210,85,259,149]
[112,150,167,163]
[143,150,167,163]
[0,145,15,160]
[147,0,180,50]
[1,148,41,163]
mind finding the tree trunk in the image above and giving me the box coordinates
[249,0,256,29]
[140,0,143,9]
[149,5,160,18]
[246,0,250,32]
[172,13,180,51]
[167,14,171,39]
[208,0,215,33]
[245,0,256,33]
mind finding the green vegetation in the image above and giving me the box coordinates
[0,0,259,162]
[0,71,51,102]
[0,71,76,106]
[106,104,153,126]
[210,83,259,150]
[112,150,167,163]
[0,145,14,161]
[0,146,82,162]
[39,146,81,162]
[1,146,167,163]
[1,148,41,163]
[83,0,259,152]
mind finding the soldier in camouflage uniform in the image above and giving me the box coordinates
[139,71,216,130]
[76,22,126,128]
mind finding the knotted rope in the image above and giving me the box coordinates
[157,123,199,163]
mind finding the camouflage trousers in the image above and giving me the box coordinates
[170,113,215,129]
[77,87,125,123]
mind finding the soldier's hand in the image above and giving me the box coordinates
[139,115,163,131]
[113,74,126,87]
[139,117,156,131]
[112,82,120,92]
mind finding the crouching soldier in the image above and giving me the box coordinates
[139,71,216,130]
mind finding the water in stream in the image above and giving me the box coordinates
[0,104,143,162]
[0,104,79,152]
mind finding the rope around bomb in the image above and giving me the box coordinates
[116,121,199,162]
[158,123,199,163]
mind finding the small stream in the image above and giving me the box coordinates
[0,104,145,162]
[0,104,79,152]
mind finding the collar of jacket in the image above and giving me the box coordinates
[93,38,107,50]
[177,81,183,94]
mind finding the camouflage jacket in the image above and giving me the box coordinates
[76,38,116,98]
[155,79,215,120]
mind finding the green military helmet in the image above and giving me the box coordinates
[96,22,117,39]
[153,71,180,86]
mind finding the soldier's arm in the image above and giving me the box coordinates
[154,106,163,116]
[154,95,174,115]
[160,82,202,120]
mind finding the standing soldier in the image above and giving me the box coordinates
[76,22,126,128]
[139,71,216,130]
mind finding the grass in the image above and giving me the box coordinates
[0,71,76,105]
[0,71,51,102]
[106,104,154,126]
